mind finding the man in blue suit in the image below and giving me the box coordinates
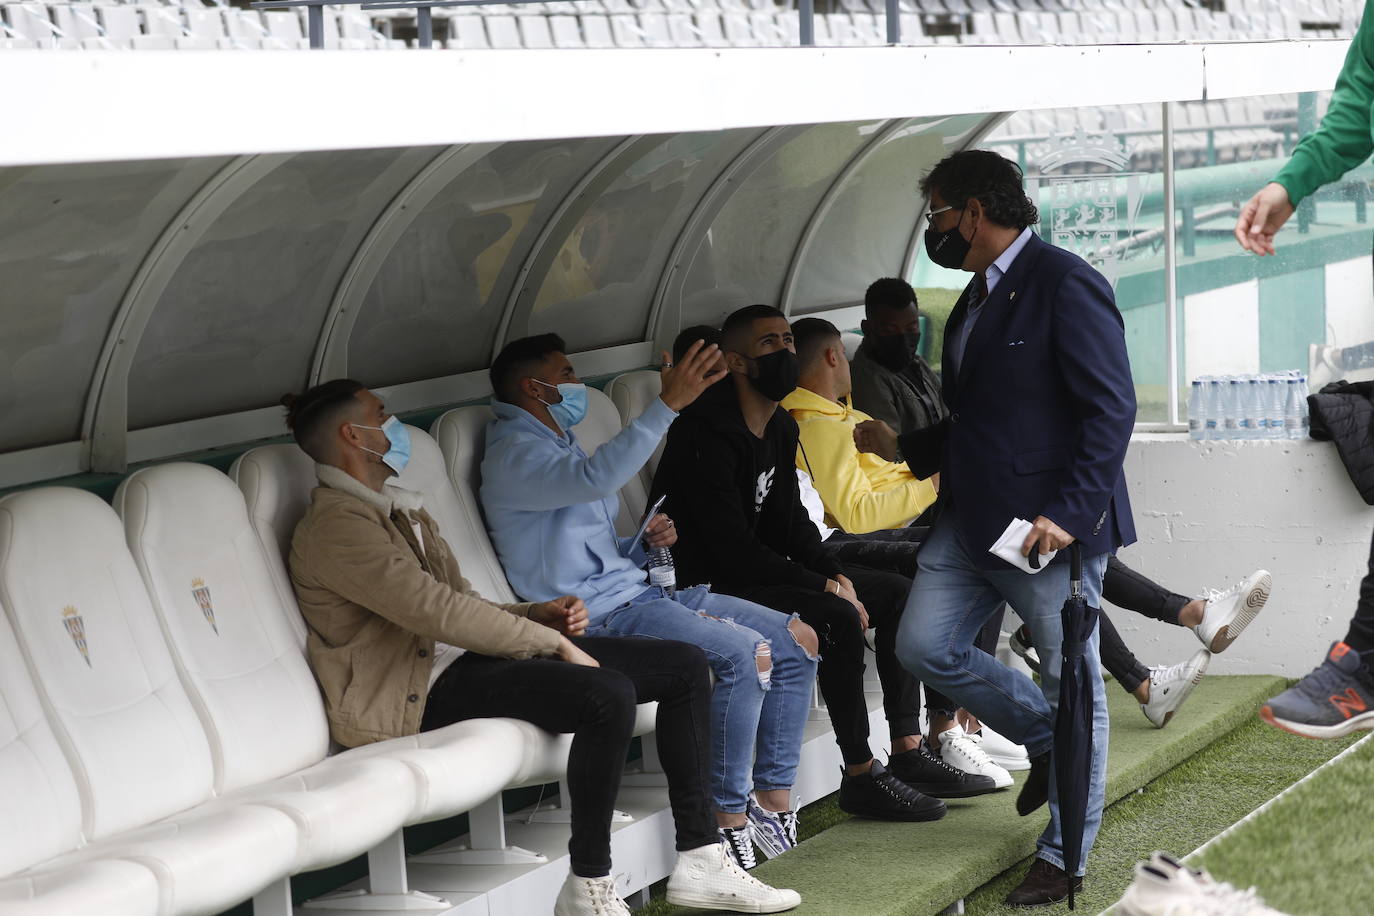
[856,150,1136,906]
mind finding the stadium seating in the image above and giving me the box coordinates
[0,0,1360,53]
[605,368,667,502]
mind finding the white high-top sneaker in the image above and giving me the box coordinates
[553,874,632,916]
[936,724,1013,788]
[665,842,802,913]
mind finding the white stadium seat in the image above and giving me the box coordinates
[113,464,417,875]
[0,607,161,916]
[605,368,666,500]
[0,487,300,915]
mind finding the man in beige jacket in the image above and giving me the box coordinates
[285,375,800,916]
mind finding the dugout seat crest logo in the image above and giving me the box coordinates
[192,578,219,634]
[61,605,91,667]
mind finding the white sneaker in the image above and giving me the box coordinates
[970,724,1030,771]
[1194,570,1271,653]
[745,796,797,860]
[1117,852,1289,915]
[936,724,1013,788]
[553,874,632,916]
[1009,625,1041,673]
[1141,650,1211,728]
[666,842,802,913]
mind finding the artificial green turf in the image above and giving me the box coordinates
[640,674,1287,916]
[962,713,1362,915]
[1192,733,1374,916]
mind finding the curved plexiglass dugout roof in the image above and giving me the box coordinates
[0,41,1347,487]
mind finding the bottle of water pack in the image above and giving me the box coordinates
[1224,378,1242,438]
[1187,380,1204,440]
[1264,375,1286,439]
[1206,378,1225,440]
[646,545,676,596]
[1241,378,1263,439]
[1284,378,1305,439]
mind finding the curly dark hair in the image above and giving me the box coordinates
[919,150,1039,230]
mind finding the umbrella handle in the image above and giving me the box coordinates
[1070,543,1082,599]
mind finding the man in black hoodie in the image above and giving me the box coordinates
[653,305,996,824]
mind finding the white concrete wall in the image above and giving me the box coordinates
[1112,433,1374,677]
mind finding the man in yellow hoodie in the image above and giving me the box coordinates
[783,317,939,535]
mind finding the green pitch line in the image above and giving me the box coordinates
[641,675,1324,916]
[1188,732,1374,916]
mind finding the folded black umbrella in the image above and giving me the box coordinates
[1055,543,1100,909]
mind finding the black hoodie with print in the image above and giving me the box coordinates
[650,380,843,593]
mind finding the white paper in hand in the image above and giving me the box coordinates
[989,517,1057,574]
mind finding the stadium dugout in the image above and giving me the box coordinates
[1,24,1372,916]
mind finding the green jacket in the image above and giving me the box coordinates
[1275,11,1374,205]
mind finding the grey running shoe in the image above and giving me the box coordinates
[1261,642,1374,739]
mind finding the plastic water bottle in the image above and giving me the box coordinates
[1265,376,1286,439]
[1284,378,1305,439]
[1243,378,1265,439]
[646,545,676,596]
[1222,378,1241,439]
[1187,380,1204,440]
[1206,378,1225,440]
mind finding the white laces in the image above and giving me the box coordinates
[1200,579,1243,605]
[1152,659,1193,685]
[947,731,995,769]
[581,876,629,915]
[714,843,772,890]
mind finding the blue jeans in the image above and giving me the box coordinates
[896,517,1109,875]
[587,585,817,813]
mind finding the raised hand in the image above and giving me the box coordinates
[659,339,727,411]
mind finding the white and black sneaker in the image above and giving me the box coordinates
[1141,649,1210,728]
[718,824,758,870]
[745,796,797,860]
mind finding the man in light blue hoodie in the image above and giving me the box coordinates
[481,333,819,869]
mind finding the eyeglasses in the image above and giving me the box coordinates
[924,204,959,222]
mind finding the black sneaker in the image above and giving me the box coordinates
[718,825,757,870]
[838,760,946,821]
[887,745,999,798]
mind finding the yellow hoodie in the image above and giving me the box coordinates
[781,386,937,535]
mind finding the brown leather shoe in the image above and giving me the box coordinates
[1005,858,1083,907]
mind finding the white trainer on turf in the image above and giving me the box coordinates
[1194,570,1271,653]
[553,874,632,916]
[1116,852,1290,915]
[1142,649,1211,728]
[971,724,1030,772]
[665,842,802,913]
[936,723,1013,788]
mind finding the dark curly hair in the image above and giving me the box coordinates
[919,150,1039,230]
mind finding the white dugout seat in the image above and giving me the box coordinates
[604,369,666,511]
[0,486,300,916]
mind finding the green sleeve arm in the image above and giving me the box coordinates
[1274,19,1374,205]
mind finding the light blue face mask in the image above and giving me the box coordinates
[533,379,589,430]
[352,415,412,474]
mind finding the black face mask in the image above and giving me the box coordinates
[924,208,973,270]
[745,349,800,402]
[869,331,922,372]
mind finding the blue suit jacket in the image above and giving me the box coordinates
[900,233,1137,569]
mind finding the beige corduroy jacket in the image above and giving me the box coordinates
[289,464,562,747]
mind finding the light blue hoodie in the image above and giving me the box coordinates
[480,397,677,617]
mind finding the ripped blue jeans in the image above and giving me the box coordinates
[587,584,817,813]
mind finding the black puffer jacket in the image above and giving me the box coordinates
[1309,380,1374,504]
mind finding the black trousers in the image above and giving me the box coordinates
[820,527,1000,721]
[421,636,716,879]
[1344,524,1374,655]
[725,562,921,766]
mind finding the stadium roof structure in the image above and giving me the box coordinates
[0,39,1351,488]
